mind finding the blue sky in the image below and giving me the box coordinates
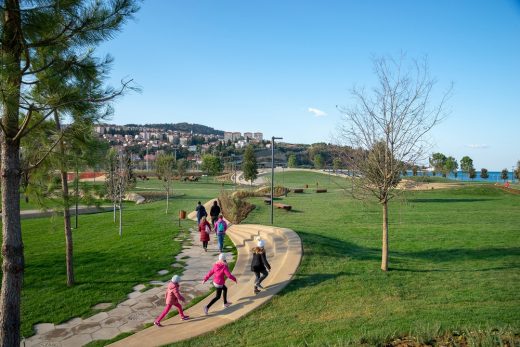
[99,0,519,171]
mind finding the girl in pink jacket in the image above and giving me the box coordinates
[154,275,189,327]
[202,253,237,314]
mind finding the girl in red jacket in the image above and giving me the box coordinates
[199,216,211,252]
[154,275,189,327]
[201,253,237,314]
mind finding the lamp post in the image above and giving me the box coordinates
[231,153,236,190]
[271,136,283,225]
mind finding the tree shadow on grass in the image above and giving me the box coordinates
[393,247,520,263]
[280,272,351,295]
[408,198,494,203]
[298,231,380,262]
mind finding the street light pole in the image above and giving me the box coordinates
[271,136,283,225]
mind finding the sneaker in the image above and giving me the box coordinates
[181,316,190,321]
[154,321,163,327]
[256,283,264,289]
[254,287,260,294]
[223,302,232,308]
[203,305,209,315]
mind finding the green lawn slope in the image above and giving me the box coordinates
[173,173,520,346]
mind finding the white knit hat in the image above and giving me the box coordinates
[171,275,180,283]
[257,240,265,248]
[218,253,226,262]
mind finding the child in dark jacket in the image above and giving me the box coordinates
[251,239,271,294]
[154,275,189,327]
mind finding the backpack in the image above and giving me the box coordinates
[217,221,225,233]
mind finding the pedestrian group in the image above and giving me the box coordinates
[153,200,272,327]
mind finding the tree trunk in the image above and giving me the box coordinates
[1,1,24,345]
[119,196,123,237]
[381,200,389,271]
[166,188,169,214]
[55,112,74,286]
[113,202,116,223]
[59,170,74,286]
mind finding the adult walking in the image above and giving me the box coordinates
[195,201,207,226]
[202,253,237,314]
[209,200,221,227]
[199,216,211,252]
[214,214,228,253]
[251,239,271,294]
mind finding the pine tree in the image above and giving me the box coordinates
[0,1,139,344]
[243,145,258,186]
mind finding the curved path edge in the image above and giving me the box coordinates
[110,201,302,347]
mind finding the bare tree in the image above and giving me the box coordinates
[155,153,176,213]
[337,55,451,271]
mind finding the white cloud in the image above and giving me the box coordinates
[308,107,327,117]
[466,144,489,149]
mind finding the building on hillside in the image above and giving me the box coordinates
[235,140,247,149]
[253,132,263,141]
[244,132,253,140]
[224,131,241,142]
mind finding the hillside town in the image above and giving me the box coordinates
[93,123,268,170]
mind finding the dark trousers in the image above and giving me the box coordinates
[211,215,218,226]
[202,241,208,249]
[254,268,269,285]
[207,285,228,308]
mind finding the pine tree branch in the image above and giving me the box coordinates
[27,131,65,171]
[13,105,35,142]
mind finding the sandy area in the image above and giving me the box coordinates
[397,179,464,190]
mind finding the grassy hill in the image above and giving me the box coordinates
[174,173,520,346]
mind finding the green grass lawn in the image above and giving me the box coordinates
[5,172,520,344]
[9,181,230,338]
[172,174,520,346]
[269,170,351,190]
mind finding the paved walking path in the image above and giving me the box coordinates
[23,199,302,347]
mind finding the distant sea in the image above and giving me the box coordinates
[405,170,516,182]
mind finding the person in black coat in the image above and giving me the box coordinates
[195,201,207,225]
[209,200,221,227]
[251,239,271,294]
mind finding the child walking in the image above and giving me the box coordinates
[251,239,271,294]
[154,275,189,327]
[214,214,228,253]
[201,253,237,314]
[199,216,211,252]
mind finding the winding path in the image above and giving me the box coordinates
[22,199,302,346]
[109,200,302,346]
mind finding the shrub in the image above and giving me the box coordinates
[219,190,255,224]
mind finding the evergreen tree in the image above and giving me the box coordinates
[314,154,325,169]
[501,168,509,182]
[0,1,138,344]
[480,168,489,179]
[243,145,258,186]
[288,154,298,168]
